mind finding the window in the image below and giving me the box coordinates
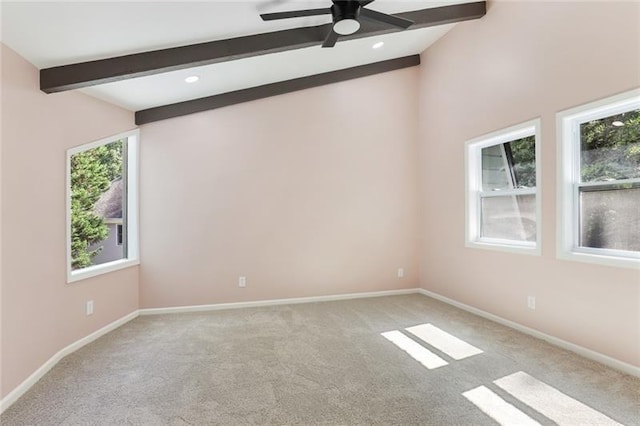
[557,89,640,268]
[66,130,139,283]
[466,119,541,254]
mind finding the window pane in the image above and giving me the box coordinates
[482,136,536,191]
[580,109,640,182]
[482,144,511,191]
[70,140,126,270]
[481,194,536,242]
[509,136,537,188]
[580,186,640,252]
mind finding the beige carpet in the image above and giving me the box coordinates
[2,294,638,425]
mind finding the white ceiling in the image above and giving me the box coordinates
[1,1,471,111]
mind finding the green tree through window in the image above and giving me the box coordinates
[70,140,123,269]
[580,110,640,182]
[509,136,536,188]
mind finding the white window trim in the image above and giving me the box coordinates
[557,89,640,269]
[465,119,542,255]
[66,129,140,283]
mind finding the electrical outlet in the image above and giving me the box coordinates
[527,296,536,310]
[238,276,247,288]
[397,268,405,278]
[86,300,94,316]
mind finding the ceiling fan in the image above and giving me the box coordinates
[260,0,415,48]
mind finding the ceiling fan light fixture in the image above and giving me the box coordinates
[261,0,415,48]
[333,18,360,35]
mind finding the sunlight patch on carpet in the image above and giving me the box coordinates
[405,323,483,360]
[463,385,542,426]
[493,371,622,426]
[381,331,448,369]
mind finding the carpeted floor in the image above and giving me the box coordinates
[1,294,638,425]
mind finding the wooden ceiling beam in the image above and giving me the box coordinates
[134,55,420,125]
[40,2,486,93]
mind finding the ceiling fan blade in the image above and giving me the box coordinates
[260,8,330,21]
[359,8,414,29]
[358,0,376,6]
[322,29,339,48]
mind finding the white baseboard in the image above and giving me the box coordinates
[139,288,420,315]
[0,310,139,414]
[418,288,640,377]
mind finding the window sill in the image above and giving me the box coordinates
[557,250,640,270]
[466,239,541,256]
[67,258,140,284]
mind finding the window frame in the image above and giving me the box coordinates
[557,89,640,269]
[465,119,542,255]
[66,129,140,283]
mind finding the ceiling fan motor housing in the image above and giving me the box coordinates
[331,1,361,35]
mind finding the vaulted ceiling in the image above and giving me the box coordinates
[1,1,485,124]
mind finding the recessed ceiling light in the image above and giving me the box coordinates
[612,121,624,127]
[184,75,200,83]
[372,41,384,49]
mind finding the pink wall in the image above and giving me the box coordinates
[139,68,420,308]
[0,44,139,398]
[418,1,640,366]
